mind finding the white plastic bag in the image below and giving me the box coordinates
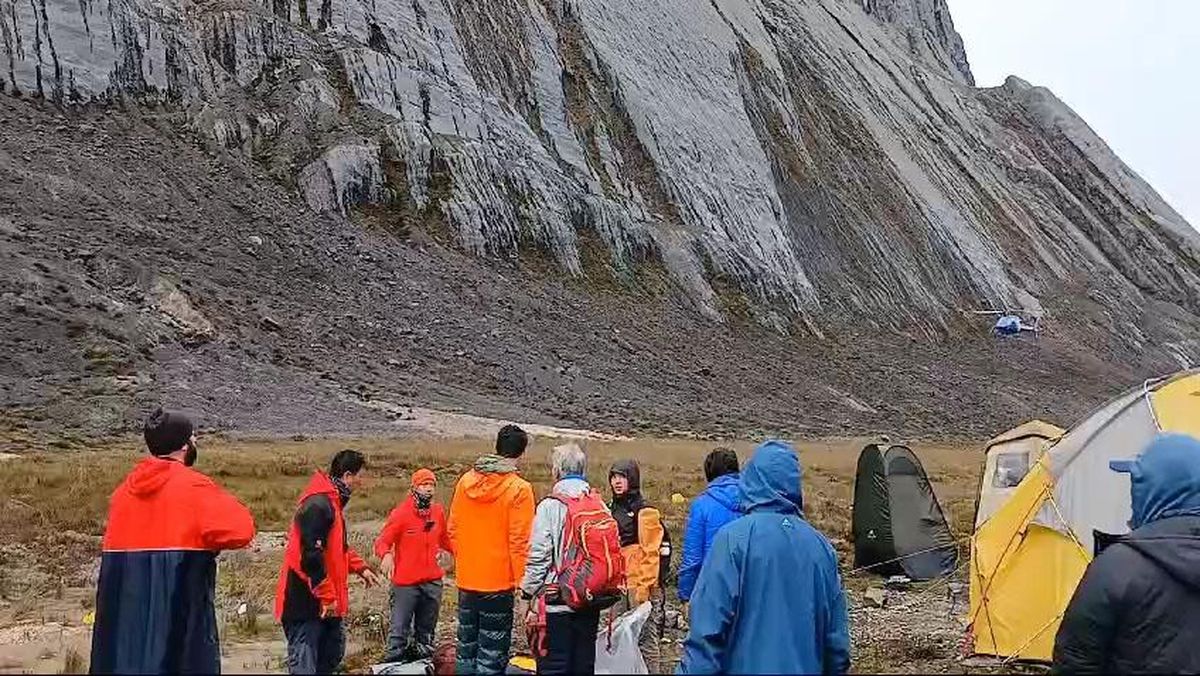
[369,659,432,675]
[595,601,652,675]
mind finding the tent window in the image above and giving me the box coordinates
[886,455,921,476]
[993,452,1030,488]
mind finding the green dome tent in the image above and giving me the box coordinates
[851,444,958,580]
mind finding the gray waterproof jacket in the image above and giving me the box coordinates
[519,477,591,613]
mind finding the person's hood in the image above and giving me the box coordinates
[297,471,338,505]
[461,456,522,502]
[704,473,741,512]
[124,457,181,497]
[474,454,518,474]
[1111,433,1200,529]
[1123,515,1200,592]
[609,459,642,492]
[739,440,802,515]
[609,459,645,512]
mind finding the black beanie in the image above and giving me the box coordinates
[144,407,194,456]
[704,447,739,482]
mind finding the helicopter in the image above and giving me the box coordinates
[971,308,1043,337]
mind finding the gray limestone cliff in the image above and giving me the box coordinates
[4,0,1198,345]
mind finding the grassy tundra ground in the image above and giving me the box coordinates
[0,434,987,673]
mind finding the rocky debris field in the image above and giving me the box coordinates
[0,95,1184,446]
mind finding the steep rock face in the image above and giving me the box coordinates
[3,0,1198,345]
[861,0,973,85]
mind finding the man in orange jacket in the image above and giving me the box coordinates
[275,450,382,674]
[447,425,535,674]
[90,407,256,674]
[374,468,454,662]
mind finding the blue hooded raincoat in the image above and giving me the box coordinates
[678,473,741,601]
[679,440,850,675]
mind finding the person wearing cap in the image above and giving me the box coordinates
[89,407,256,674]
[1053,433,1200,673]
[374,468,454,663]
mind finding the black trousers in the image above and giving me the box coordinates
[456,589,514,674]
[536,609,601,675]
[282,617,345,675]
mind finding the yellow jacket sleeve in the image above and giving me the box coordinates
[627,507,664,604]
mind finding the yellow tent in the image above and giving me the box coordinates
[975,420,1064,529]
[969,369,1200,662]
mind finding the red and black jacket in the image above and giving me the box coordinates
[90,457,256,674]
[275,471,367,622]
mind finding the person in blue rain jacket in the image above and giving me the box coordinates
[678,448,741,604]
[679,440,850,675]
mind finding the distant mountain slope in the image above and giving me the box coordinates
[3,0,1196,333]
[1,0,1198,441]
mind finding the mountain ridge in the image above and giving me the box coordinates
[1,0,1198,442]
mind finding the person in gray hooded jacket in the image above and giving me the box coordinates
[519,443,602,675]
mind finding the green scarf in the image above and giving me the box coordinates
[474,454,517,474]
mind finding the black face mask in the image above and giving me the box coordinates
[415,492,433,511]
[331,476,353,506]
[184,439,198,467]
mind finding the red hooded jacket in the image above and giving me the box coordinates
[91,457,255,674]
[274,472,367,621]
[373,494,454,586]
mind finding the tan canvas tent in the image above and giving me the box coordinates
[975,421,1064,528]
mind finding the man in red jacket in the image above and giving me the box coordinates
[375,468,454,663]
[275,450,382,674]
[90,407,256,674]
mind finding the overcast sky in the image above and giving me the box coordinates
[947,0,1199,230]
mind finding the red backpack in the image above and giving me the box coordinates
[548,490,625,610]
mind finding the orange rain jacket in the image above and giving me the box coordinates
[447,458,535,593]
[90,457,255,674]
[623,507,666,604]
